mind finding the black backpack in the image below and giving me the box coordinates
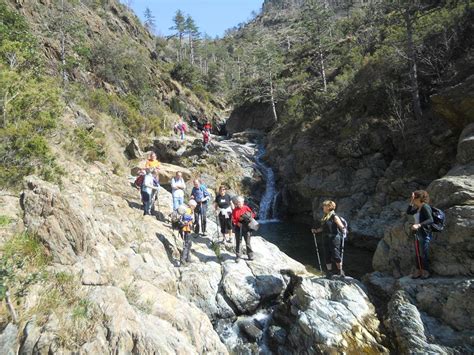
[431,207,446,232]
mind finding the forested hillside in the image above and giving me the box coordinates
[0,0,224,189]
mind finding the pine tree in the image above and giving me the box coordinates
[185,15,199,64]
[170,10,186,61]
[144,7,156,33]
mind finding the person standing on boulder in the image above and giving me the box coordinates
[311,200,346,277]
[407,190,434,279]
[232,196,255,262]
[179,200,197,266]
[171,171,186,211]
[191,178,211,235]
[214,185,234,243]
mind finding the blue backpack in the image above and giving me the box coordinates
[431,207,446,232]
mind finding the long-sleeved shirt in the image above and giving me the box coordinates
[232,205,255,226]
[171,177,186,198]
[407,203,433,236]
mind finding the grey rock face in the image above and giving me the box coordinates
[125,138,142,159]
[366,273,474,354]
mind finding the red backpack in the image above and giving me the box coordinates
[134,174,145,188]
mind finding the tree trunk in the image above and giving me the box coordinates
[318,41,327,92]
[179,33,183,61]
[404,9,422,120]
[60,0,67,85]
[269,73,278,122]
[189,34,195,64]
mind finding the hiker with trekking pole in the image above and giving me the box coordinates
[213,185,234,244]
[191,178,211,236]
[407,190,436,279]
[232,196,257,263]
[311,200,347,277]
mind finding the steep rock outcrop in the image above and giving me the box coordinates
[366,273,474,354]
[373,123,474,276]
[226,102,277,135]
[1,145,388,353]
[431,75,474,129]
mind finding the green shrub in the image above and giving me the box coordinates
[0,215,12,226]
[68,128,106,162]
[170,60,200,89]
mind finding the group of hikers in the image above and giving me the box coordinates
[135,151,441,278]
[170,174,257,266]
[136,160,257,266]
[173,117,212,151]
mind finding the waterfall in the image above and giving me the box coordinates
[255,145,279,222]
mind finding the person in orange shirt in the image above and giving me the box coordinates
[145,152,160,170]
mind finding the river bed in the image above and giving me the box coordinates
[258,221,374,279]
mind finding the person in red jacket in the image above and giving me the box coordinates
[232,196,256,262]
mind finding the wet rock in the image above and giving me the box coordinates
[268,325,287,346]
[238,318,263,342]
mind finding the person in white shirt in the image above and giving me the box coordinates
[171,171,186,211]
[142,168,159,215]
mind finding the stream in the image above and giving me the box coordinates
[254,145,374,279]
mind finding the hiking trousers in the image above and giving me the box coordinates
[141,191,152,215]
[324,234,343,264]
[415,232,432,272]
[181,232,192,263]
[218,214,232,235]
[194,202,207,234]
[234,225,253,259]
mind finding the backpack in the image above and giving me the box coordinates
[239,211,252,225]
[134,174,144,189]
[334,214,348,240]
[431,207,446,232]
[181,123,187,132]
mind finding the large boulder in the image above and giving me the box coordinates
[226,102,277,135]
[366,273,474,354]
[21,176,91,265]
[282,277,388,354]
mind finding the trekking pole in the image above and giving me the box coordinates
[215,213,220,244]
[239,224,242,256]
[312,231,323,272]
[340,234,345,269]
[414,231,423,273]
[200,202,204,235]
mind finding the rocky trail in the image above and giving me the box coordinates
[1,126,473,354]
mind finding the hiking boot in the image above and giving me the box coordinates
[421,271,431,279]
[337,269,345,277]
[235,256,241,263]
[248,254,254,261]
[411,270,422,279]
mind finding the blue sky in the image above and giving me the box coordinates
[129,0,262,38]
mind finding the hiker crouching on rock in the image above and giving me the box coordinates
[179,200,197,266]
[141,168,159,216]
[407,190,434,279]
[311,200,346,277]
[214,185,234,243]
[232,196,255,263]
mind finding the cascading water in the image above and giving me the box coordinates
[255,145,279,222]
